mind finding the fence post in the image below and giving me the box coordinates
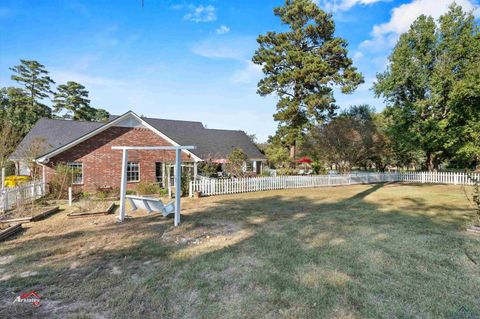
[31,182,35,200]
[189,181,193,197]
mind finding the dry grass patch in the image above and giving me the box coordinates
[0,183,479,318]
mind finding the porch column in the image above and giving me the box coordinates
[118,149,129,222]
[193,161,198,180]
[167,164,171,188]
[162,162,166,188]
[42,165,46,193]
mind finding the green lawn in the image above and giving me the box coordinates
[1,183,479,318]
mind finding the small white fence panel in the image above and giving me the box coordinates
[0,181,46,212]
[190,172,479,197]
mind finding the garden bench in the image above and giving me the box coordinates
[126,195,175,217]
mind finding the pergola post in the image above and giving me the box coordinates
[118,149,129,222]
[112,145,195,226]
[174,148,181,226]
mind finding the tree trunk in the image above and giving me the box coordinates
[426,152,435,172]
[290,142,296,168]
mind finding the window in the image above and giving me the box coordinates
[155,162,163,186]
[67,162,83,184]
[245,160,254,172]
[127,162,140,182]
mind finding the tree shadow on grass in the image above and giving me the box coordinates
[0,183,479,318]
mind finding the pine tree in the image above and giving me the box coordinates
[10,59,54,120]
[252,0,363,160]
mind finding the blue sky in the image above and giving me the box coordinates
[1,0,479,141]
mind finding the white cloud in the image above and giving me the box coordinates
[353,51,364,61]
[361,0,480,51]
[216,25,230,34]
[52,70,127,87]
[191,36,256,60]
[316,0,388,12]
[184,5,217,23]
[231,61,263,84]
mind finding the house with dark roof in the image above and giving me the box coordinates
[11,111,265,191]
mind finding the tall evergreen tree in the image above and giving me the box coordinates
[53,81,110,122]
[53,81,95,121]
[10,60,54,120]
[252,0,363,160]
[374,4,480,170]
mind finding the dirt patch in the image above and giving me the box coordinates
[161,221,239,245]
[0,203,54,221]
[71,199,114,214]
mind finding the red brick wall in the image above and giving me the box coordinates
[44,126,193,192]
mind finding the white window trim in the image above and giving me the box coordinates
[67,162,83,185]
[127,161,140,183]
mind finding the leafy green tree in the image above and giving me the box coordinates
[252,0,363,160]
[0,87,37,136]
[10,60,54,120]
[93,108,110,122]
[265,135,291,169]
[374,5,480,170]
[305,105,392,172]
[225,148,248,177]
[0,119,21,171]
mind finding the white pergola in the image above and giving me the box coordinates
[112,145,196,226]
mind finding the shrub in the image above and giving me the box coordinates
[48,164,77,199]
[158,187,168,197]
[198,161,219,177]
[466,173,480,225]
[181,170,191,196]
[277,167,296,176]
[135,182,168,196]
[94,186,119,199]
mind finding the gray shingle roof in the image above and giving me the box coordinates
[11,115,265,161]
[10,118,104,160]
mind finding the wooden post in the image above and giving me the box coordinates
[68,187,72,206]
[118,149,129,222]
[193,161,198,180]
[174,148,181,227]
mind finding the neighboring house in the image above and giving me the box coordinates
[10,111,265,191]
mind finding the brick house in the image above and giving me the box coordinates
[11,111,265,192]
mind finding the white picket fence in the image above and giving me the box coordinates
[189,171,480,197]
[0,181,46,212]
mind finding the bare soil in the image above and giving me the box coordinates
[0,203,56,221]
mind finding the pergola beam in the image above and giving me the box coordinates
[112,145,196,226]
